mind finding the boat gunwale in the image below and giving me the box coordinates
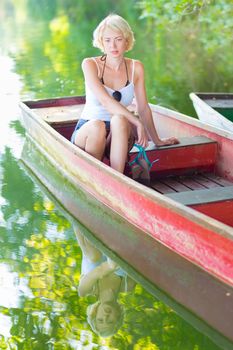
[191,92,233,100]
[153,100,233,141]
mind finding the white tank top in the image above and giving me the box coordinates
[80,59,135,121]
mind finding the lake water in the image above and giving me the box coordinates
[0,1,231,349]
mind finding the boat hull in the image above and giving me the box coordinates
[21,137,233,349]
[19,96,233,345]
[190,92,233,133]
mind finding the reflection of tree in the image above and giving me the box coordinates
[1,228,220,348]
[0,147,69,259]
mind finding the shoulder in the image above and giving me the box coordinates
[132,59,145,83]
[133,59,145,73]
[126,58,144,69]
[82,57,96,69]
[81,57,102,79]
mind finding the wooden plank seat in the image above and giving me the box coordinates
[152,174,233,227]
[127,136,218,179]
[167,185,233,205]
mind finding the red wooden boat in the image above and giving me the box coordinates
[19,96,233,346]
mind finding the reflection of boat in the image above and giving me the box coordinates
[19,96,233,345]
[21,142,229,349]
[190,92,233,133]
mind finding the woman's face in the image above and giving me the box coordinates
[102,27,127,57]
[95,301,119,333]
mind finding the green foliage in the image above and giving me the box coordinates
[136,0,233,115]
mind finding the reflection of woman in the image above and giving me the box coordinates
[71,14,178,174]
[74,226,135,337]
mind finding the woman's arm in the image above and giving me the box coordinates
[82,58,148,147]
[78,260,116,297]
[134,61,179,146]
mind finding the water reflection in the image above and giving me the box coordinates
[0,145,223,349]
[74,223,135,337]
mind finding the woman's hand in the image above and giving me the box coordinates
[156,137,179,147]
[135,120,149,148]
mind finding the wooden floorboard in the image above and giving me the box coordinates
[191,175,222,189]
[202,173,233,187]
[161,178,191,192]
[174,177,206,191]
[151,181,177,194]
[151,173,233,199]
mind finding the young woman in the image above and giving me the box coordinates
[71,14,178,173]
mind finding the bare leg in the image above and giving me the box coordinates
[74,120,107,160]
[110,115,131,173]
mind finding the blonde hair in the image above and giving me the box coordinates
[87,301,124,337]
[93,14,135,52]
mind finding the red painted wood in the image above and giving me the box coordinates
[154,110,233,182]
[69,154,233,285]
[26,96,85,109]
[54,123,75,141]
[192,201,233,227]
[128,143,217,176]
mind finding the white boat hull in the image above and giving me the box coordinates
[190,92,233,134]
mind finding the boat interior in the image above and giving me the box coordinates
[31,101,233,228]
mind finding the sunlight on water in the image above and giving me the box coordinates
[0,264,33,337]
[0,264,32,308]
[0,55,23,156]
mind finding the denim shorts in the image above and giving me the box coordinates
[71,119,111,144]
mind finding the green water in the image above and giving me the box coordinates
[0,1,232,349]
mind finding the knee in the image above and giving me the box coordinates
[111,115,130,133]
[89,120,107,140]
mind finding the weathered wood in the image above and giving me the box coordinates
[19,96,233,344]
[191,201,233,227]
[205,99,233,108]
[191,174,222,189]
[21,138,233,349]
[190,92,233,133]
[167,186,233,206]
[33,104,83,123]
[129,136,218,178]
[203,173,233,187]
[130,136,217,152]
[160,178,192,192]
[151,181,176,194]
